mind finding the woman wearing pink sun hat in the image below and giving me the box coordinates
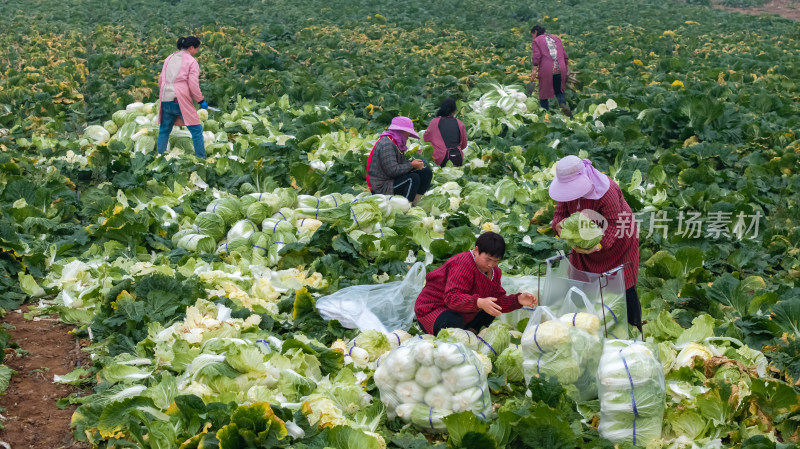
[366,116,433,206]
[549,155,642,331]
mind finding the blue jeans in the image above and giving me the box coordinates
[157,101,205,157]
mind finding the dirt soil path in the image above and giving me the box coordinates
[0,306,90,449]
[712,0,800,20]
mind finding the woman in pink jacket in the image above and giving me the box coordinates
[423,98,468,167]
[157,36,208,157]
[531,25,571,117]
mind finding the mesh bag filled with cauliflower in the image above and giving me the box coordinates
[597,339,665,447]
[520,306,603,401]
[373,338,492,432]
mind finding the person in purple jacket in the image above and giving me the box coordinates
[424,98,468,167]
[530,25,572,117]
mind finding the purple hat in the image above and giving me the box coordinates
[387,116,419,139]
[548,155,594,202]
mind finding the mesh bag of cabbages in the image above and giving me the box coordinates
[520,304,604,401]
[373,338,492,433]
[597,339,665,447]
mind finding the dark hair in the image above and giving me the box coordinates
[476,232,506,258]
[531,25,546,36]
[436,98,457,117]
[177,36,201,50]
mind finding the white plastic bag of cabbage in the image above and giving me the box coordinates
[597,339,665,447]
[373,338,492,433]
[519,306,603,401]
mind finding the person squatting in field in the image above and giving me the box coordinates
[366,116,433,206]
[424,98,468,167]
[549,155,642,331]
[414,232,538,335]
[157,36,208,157]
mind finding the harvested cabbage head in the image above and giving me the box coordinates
[560,312,601,335]
[560,212,604,249]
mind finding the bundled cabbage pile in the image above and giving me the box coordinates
[373,338,492,432]
[520,307,603,401]
[597,339,666,447]
[559,212,604,250]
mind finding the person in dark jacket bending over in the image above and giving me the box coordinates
[366,116,433,206]
[415,232,538,335]
[424,98,468,167]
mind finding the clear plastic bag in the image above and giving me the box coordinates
[520,307,582,386]
[498,275,543,331]
[557,287,604,401]
[520,305,604,401]
[541,255,628,339]
[316,262,426,333]
[373,338,492,433]
[597,339,665,446]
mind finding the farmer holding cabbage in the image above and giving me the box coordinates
[424,98,468,167]
[415,232,538,335]
[157,36,208,157]
[549,155,642,331]
[367,116,432,206]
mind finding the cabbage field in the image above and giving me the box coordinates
[1,0,800,447]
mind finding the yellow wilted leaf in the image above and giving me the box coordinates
[633,59,643,66]
[683,136,700,147]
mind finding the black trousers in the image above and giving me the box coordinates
[439,148,464,167]
[392,167,433,201]
[626,286,643,332]
[432,310,495,336]
[539,73,567,109]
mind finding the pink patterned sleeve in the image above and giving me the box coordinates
[188,60,204,102]
[532,40,542,67]
[458,119,468,150]
[553,201,569,234]
[492,271,522,312]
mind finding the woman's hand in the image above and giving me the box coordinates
[553,219,565,236]
[477,297,502,316]
[518,293,538,307]
[574,244,601,255]
[411,159,424,170]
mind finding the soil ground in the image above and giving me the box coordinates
[712,0,800,20]
[0,306,90,449]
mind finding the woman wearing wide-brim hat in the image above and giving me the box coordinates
[366,116,432,206]
[549,155,642,331]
